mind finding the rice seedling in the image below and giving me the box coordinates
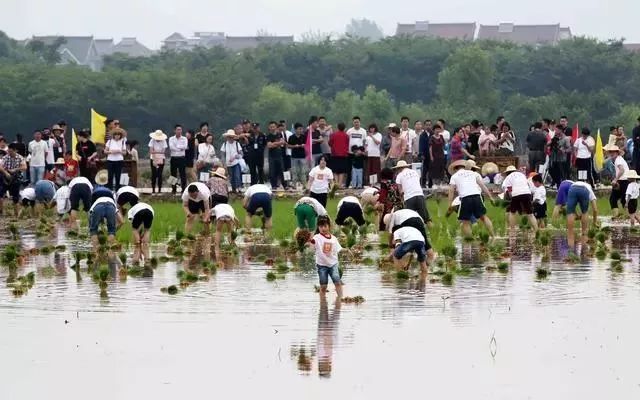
[536,267,550,279]
[175,230,185,241]
[595,232,607,244]
[40,266,56,278]
[127,265,144,277]
[565,252,581,263]
[441,272,454,285]
[595,247,607,260]
[610,261,624,273]
[177,270,198,283]
[497,262,509,273]
[54,245,66,252]
[610,250,621,261]
[266,272,277,281]
[342,296,365,304]
[276,262,290,274]
[395,270,410,280]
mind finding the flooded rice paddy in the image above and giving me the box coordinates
[2,223,640,399]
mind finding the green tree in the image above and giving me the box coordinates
[360,85,395,125]
[345,18,384,42]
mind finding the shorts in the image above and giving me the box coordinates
[69,183,92,212]
[556,181,573,206]
[404,195,430,222]
[21,198,35,207]
[330,156,348,174]
[628,198,638,214]
[89,202,117,235]
[210,194,228,208]
[188,199,206,215]
[533,202,547,219]
[35,181,56,203]
[335,202,366,226]
[393,240,427,262]
[393,217,431,250]
[317,264,341,286]
[117,192,139,208]
[247,192,272,218]
[458,194,486,221]
[566,185,590,215]
[295,203,317,230]
[131,209,154,230]
[508,193,533,215]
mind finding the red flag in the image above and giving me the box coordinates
[305,126,313,161]
[571,123,579,166]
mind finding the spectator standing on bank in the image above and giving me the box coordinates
[266,121,288,190]
[28,130,48,184]
[245,124,267,185]
[104,128,127,191]
[288,122,308,187]
[185,129,197,183]
[169,124,188,194]
[220,130,243,193]
[329,122,350,188]
[148,130,167,194]
[365,123,382,183]
[318,116,333,161]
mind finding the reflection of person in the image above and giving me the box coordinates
[317,296,340,379]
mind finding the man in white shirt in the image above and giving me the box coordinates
[566,178,599,248]
[438,119,451,143]
[364,124,382,183]
[573,128,596,187]
[346,116,366,187]
[400,116,417,163]
[243,184,273,231]
[501,166,538,232]
[393,160,430,223]
[448,160,496,238]
[169,124,188,194]
[211,203,238,258]
[182,182,211,234]
[28,130,48,184]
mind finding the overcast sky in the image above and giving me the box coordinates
[3,0,639,48]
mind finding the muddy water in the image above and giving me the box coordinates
[1,226,640,399]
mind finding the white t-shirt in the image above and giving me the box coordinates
[148,139,167,160]
[393,226,425,243]
[128,202,154,220]
[346,127,366,151]
[116,186,140,201]
[501,172,531,197]
[311,233,343,266]
[450,170,482,198]
[442,129,451,143]
[244,184,272,199]
[220,141,242,167]
[571,181,597,201]
[360,186,378,199]
[574,136,595,159]
[401,129,416,153]
[614,156,629,178]
[28,140,48,167]
[295,197,328,216]
[308,166,334,194]
[20,187,36,201]
[53,185,71,214]
[626,182,639,200]
[387,208,422,233]
[69,176,93,190]
[90,197,117,213]
[532,185,546,205]
[197,143,217,164]
[169,135,188,157]
[106,138,126,161]
[284,130,293,156]
[211,203,235,220]
[337,196,361,211]
[45,138,56,165]
[395,168,423,201]
[364,132,382,157]
[182,182,211,204]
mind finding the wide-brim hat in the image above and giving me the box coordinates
[110,127,127,137]
[149,130,167,141]
[605,144,620,152]
[502,165,518,175]
[465,160,481,171]
[211,167,227,180]
[448,159,468,176]
[54,158,65,165]
[51,124,64,132]
[624,170,640,180]
[222,129,237,138]
[387,123,397,129]
[95,169,108,185]
[481,162,499,176]
[392,160,410,169]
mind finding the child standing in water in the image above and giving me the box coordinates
[625,170,640,225]
[308,216,343,298]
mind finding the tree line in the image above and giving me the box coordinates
[1,30,639,148]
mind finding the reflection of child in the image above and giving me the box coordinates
[625,173,640,225]
[350,146,365,189]
[531,174,547,228]
[307,216,343,297]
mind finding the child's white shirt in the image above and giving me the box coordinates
[311,233,343,266]
[626,182,639,201]
[532,185,546,205]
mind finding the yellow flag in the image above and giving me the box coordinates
[595,128,604,171]
[72,128,78,160]
[91,108,107,144]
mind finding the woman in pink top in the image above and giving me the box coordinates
[384,126,407,168]
[478,124,499,156]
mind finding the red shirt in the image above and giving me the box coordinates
[65,159,79,179]
[329,130,349,157]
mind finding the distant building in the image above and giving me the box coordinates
[224,36,294,51]
[477,23,572,46]
[395,21,477,41]
[28,35,102,71]
[161,32,294,51]
[112,37,154,57]
[94,39,114,57]
[623,43,640,52]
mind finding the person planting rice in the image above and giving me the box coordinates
[92,170,115,203]
[0,143,27,217]
[33,179,57,217]
[306,216,344,298]
[182,181,211,234]
[383,208,435,266]
[606,144,630,219]
[448,159,496,239]
[566,177,599,248]
[501,165,538,232]
[207,167,229,207]
[531,174,547,228]
[294,196,328,231]
[243,183,273,231]
[359,187,379,207]
[127,201,154,263]
[211,203,239,258]
[52,183,71,221]
[335,195,366,226]
[89,193,118,249]
[18,186,36,217]
[115,185,140,226]
[376,168,403,231]
[624,170,640,226]
[68,175,93,228]
[446,196,477,224]
[391,225,429,273]
[393,160,431,224]
[551,179,575,221]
